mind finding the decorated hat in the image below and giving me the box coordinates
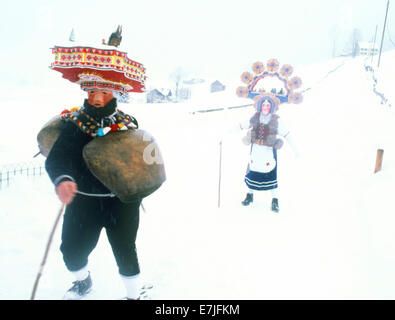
[236,58,303,107]
[50,26,146,102]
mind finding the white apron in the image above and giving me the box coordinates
[249,144,276,173]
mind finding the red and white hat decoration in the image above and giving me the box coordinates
[236,58,303,105]
[50,42,146,102]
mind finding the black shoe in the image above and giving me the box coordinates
[63,273,92,300]
[271,198,279,213]
[242,193,253,206]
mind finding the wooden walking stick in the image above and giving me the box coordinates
[30,203,66,300]
[218,140,223,208]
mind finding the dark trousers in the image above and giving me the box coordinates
[60,194,141,277]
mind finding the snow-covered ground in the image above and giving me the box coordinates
[1,51,394,300]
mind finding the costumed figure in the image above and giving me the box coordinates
[37,27,166,299]
[236,59,302,212]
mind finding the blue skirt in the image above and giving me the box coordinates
[244,149,278,191]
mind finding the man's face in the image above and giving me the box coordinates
[87,89,114,107]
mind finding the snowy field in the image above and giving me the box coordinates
[1,51,395,300]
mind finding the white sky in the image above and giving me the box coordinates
[1,0,394,88]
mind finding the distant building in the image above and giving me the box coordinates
[210,80,226,93]
[358,42,379,56]
[146,88,172,103]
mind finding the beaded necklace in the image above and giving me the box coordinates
[60,106,138,137]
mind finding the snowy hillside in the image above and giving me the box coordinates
[1,51,395,300]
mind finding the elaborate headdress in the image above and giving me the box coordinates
[50,26,146,103]
[236,58,303,111]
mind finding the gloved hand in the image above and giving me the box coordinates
[56,181,77,204]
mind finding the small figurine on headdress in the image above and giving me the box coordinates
[38,27,165,300]
[105,25,123,47]
[236,59,301,212]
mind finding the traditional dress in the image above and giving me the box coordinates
[241,112,289,192]
[235,58,303,210]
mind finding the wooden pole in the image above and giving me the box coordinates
[371,25,378,64]
[378,0,390,68]
[218,140,222,208]
[30,203,66,300]
[374,149,384,173]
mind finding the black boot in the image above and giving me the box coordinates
[271,198,279,213]
[241,193,253,206]
[63,272,92,300]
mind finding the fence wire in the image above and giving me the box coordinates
[0,160,46,189]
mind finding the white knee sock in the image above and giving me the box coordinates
[246,187,254,194]
[121,273,141,300]
[271,188,279,199]
[71,265,89,281]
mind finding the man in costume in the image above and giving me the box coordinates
[44,28,151,299]
[236,59,302,212]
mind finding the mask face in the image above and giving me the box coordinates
[87,89,114,107]
[261,100,272,115]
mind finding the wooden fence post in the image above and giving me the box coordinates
[218,140,222,208]
[374,149,384,173]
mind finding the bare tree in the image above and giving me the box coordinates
[352,28,362,57]
[329,25,338,58]
[169,67,188,102]
[342,28,362,57]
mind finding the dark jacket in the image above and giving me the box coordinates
[45,99,119,195]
